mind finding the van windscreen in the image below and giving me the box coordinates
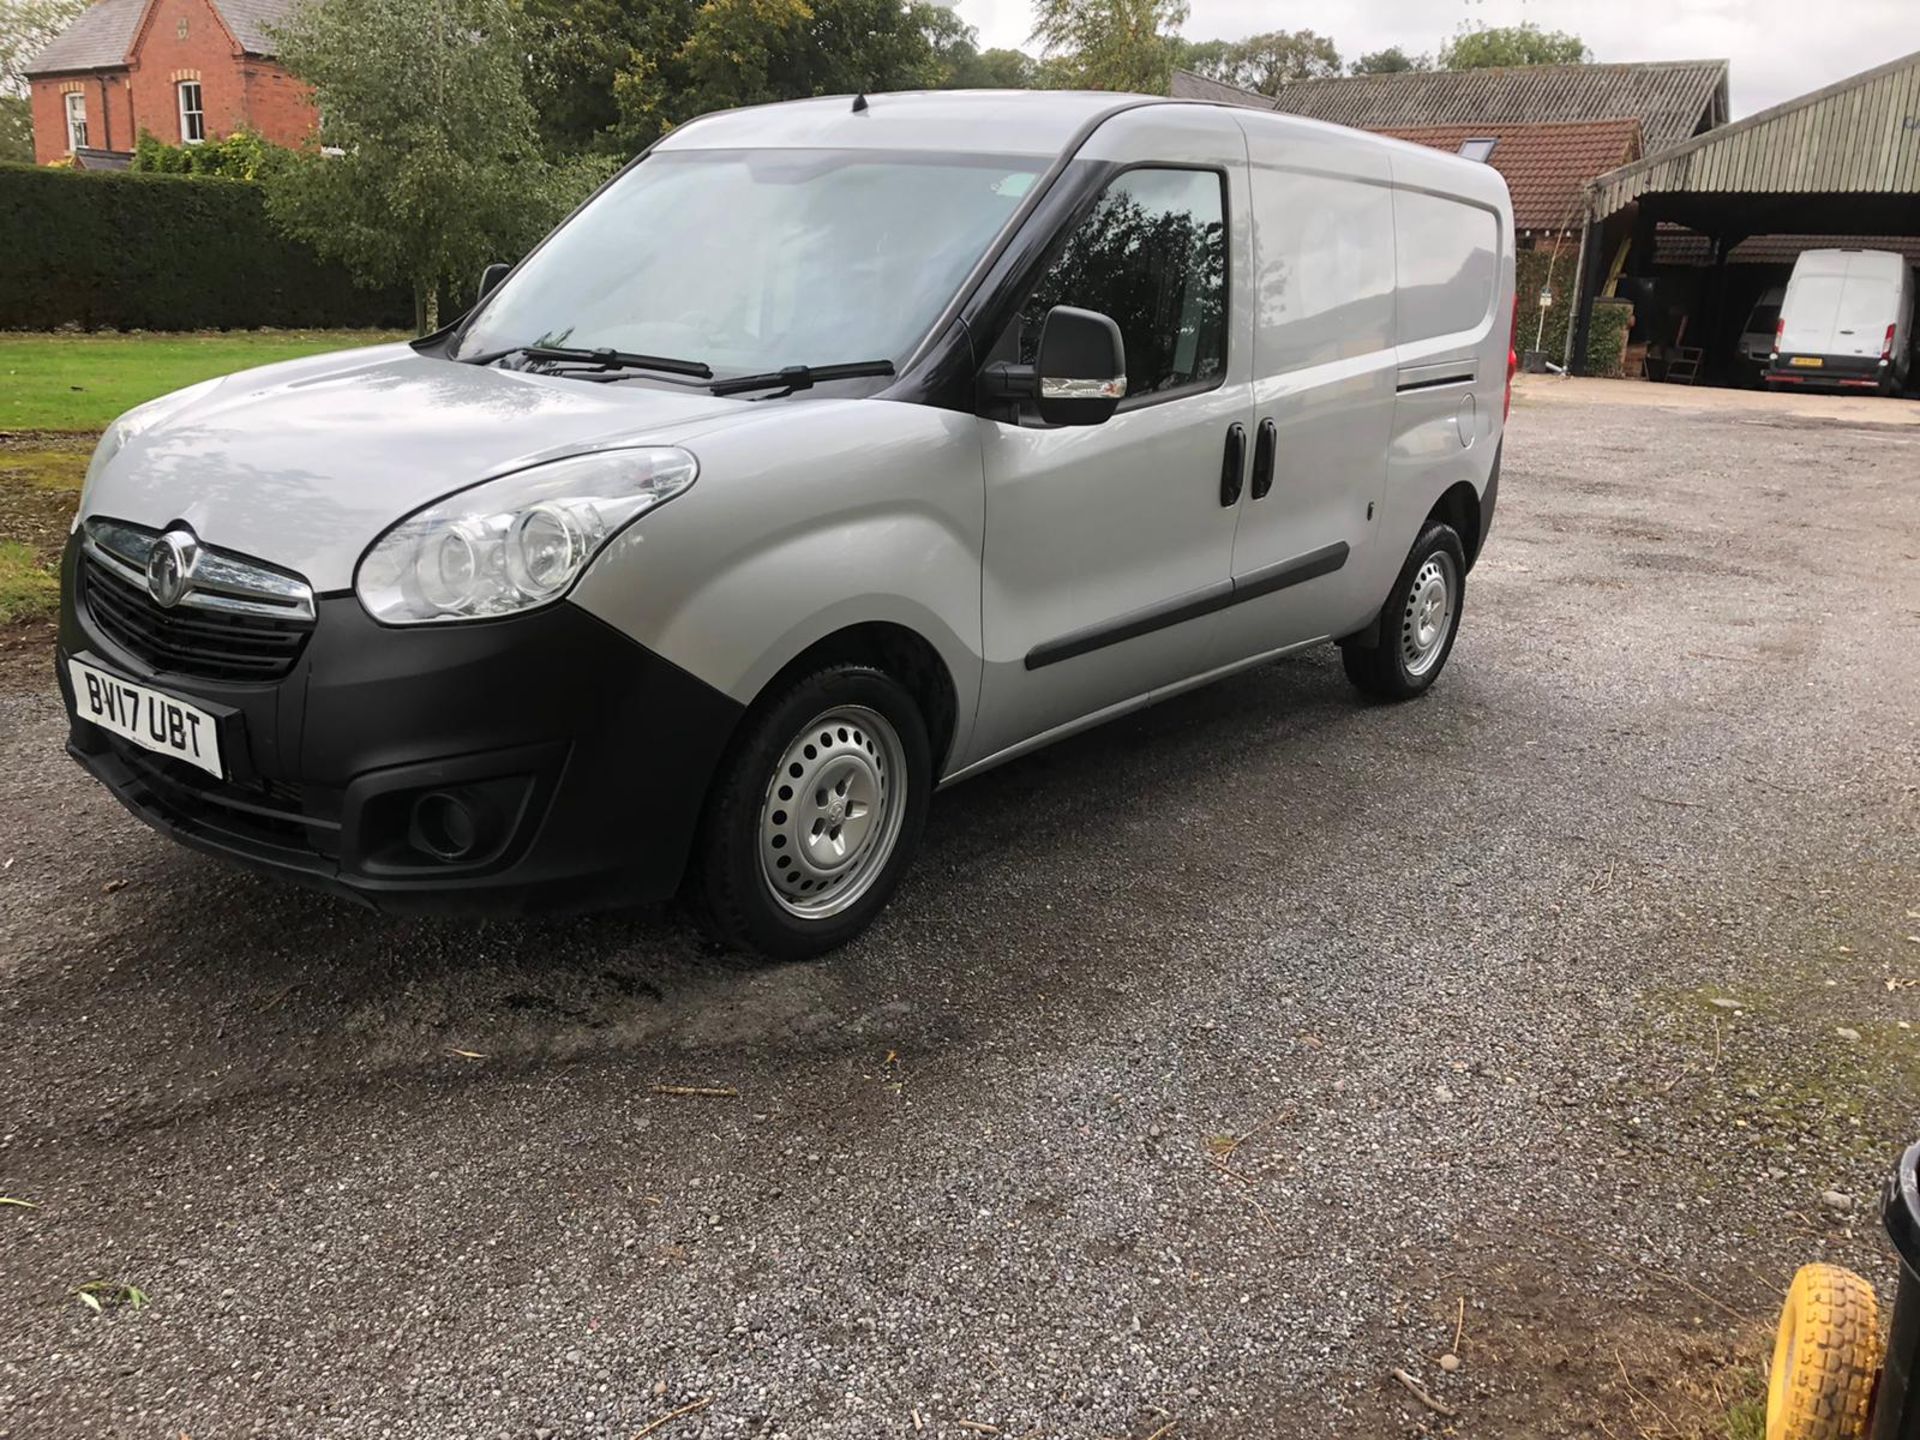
[453,149,1042,380]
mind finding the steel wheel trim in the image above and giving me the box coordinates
[758,705,907,920]
[1400,551,1457,678]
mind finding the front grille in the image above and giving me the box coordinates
[78,521,316,683]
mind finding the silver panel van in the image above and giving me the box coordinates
[59,92,1517,957]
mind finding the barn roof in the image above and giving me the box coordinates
[1586,47,1920,221]
[25,0,301,74]
[1372,119,1644,233]
[1172,59,1730,156]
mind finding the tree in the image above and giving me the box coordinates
[1438,22,1591,70]
[922,10,1040,90]
[1350,45,1430,76]
[1177,28,1338,93]
[1029,0,1189,94]
[265,0,604,331]
[611,0,962,148]
[522,0,696,156]
[0,0,87,95]
[0,93,29,162]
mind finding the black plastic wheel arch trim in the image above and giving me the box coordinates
[1024,541,1349,671]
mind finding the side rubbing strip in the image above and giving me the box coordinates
[1397,369,1477,394]
[1023,542,1350,671]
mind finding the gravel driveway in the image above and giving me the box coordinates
[2,383,1918,1439]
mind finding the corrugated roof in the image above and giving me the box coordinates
[1657,230,1920,267]
[1172,60,1729,155]
[1370,119,1642,232]
[25,0,300,73]
[1587,48,1920,219]
[23,0,143,73]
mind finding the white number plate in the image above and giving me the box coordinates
[68,658,224,778]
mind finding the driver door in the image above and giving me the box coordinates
[961,117,1256,772]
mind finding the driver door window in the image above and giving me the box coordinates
[1018,167,1228,403]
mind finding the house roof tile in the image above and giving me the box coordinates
[1372,119,1644,233]
[26,0,302,74]
[1173,59,1729,155]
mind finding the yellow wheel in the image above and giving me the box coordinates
[1767,1263,1882,1440]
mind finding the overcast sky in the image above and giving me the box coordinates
[947,0,1919,116]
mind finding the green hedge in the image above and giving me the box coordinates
[0,163,409,330]
[1515,246,1576,366]
[1585,298,1634,379]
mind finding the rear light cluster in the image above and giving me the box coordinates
[1884,324,1898,361]
[1773,317,1786,355]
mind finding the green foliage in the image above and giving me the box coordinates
[1439,22,1592,71]
[611,0,968,148]
[523,0,696,155]
[265,0,583,330]
[0,94,30,164]
[0,163,410,331]
[132,128,292,180]
[1030,0,1189,93]
[1175,28,1339,93]
[1351,46,1430,76]
[0,0,88,93]
[954,46,1042,89]
[1516,246,1576,364]
[1585,298,1634,378]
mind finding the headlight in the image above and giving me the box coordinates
[75,378,227,530]
[355,446,699,624]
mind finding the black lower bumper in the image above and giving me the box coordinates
[1767,354,1893,390]
[57,535,744,914]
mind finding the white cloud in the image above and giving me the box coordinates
[950,0,1918,116]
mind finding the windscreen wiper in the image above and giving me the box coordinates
[709,359,895,397]
[465,344,713,379]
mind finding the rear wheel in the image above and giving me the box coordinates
[687,664,931,960]
[1341,521,1466,701]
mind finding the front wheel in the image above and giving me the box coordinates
[1341,521,1467,701]
[687,663,931,960]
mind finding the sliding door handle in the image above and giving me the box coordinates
[1219,423,1246,507]
[1250,417,1277,500]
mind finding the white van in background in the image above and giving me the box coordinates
[1768,249,1915,395]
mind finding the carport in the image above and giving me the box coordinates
[1570,48,1920,382]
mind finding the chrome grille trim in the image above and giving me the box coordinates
[82,517,315,623]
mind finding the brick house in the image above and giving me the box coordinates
[25,0,310,167]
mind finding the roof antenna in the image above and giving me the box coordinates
[851,92,869,113]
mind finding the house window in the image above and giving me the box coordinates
[177,81,205,144]
[1457,137,1499,163]
[64,91,87,151]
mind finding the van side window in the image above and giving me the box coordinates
[1020,167,1227,399]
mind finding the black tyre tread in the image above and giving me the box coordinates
[685,663,930,961]
[1341,521,1467,701]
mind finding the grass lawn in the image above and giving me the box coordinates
[0,329,408,433]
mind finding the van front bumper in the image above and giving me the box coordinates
[56,533,744,914]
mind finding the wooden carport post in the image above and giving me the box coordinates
[1567,210,1608,376]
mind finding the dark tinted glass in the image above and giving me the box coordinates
[1020,168,1227,398]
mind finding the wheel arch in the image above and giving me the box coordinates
[1426,479,1485,571]
[750,620,963,778]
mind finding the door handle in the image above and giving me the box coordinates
[1250,418,1277,500]
[1219,423,1246,507]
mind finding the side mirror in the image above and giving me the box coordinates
[478,262,511,301]
[980,304,1127,426]
[1035,305,1126,425]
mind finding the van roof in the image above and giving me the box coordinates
[658,90,1162,158]
[1793,249,1910,279]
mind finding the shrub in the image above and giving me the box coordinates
[0,162,409,330]
[1585,298,1635,379]
[132,128,292,181]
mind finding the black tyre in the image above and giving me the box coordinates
[687,663,931,960]
[1341,521,1467,701]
